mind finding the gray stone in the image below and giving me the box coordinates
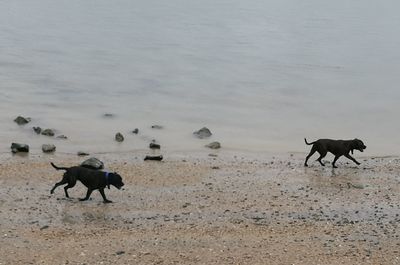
[14,116,31,125]
[81,157,104,170]
[115,132,124,142]
[33,127,42,134]
[42,144,56,153]
[132,128,139,134]
[11,143,29,153]
[56,135,68,140]
[193,127,212,139]
[41,129,55,136]
[151,125,163,129]
[144,155,163,161]
[77,151,90,156]
[205,141,221,149]
[149,143,161,149]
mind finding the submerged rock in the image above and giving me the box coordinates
[151,125,163,129]
[81,157,104,170]
[41,129,55,136]
[42,144,56,153]
[193,127,212,139]
[103,113,114,118]
[77,151,90,156]
[132,128,139,134]
[115,132,124,142]
[14,116,31,125]
[56,135,68,140]
[205,141,221,149]
[11,143,29,153]
[33,127,42,134]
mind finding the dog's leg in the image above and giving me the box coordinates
[79,188,93,201]
[63,181,76,198]
[50,178,68,194]
[316,151,327,166]
[99,188,112,203]
[332,155,341,168]
[344,154,361,165]
[304,146,317,166]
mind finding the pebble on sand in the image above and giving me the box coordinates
[81,157,104,170]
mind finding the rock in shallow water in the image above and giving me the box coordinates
[33,127,42,134]
[42,144,56,153]
[193,127,212,139]
[205,141,221,149]
[14,116,31,125]
[41,129,55,136]
[115,132,124,142]
[81,157,104,170]
[149,143,161,149]
[11,143,29,153]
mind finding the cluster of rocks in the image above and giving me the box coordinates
[12,115,69,154]
[193,127,221,149]
[11,115,222,155]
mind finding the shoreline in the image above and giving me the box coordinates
[1,151,399,264]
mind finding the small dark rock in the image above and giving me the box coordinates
[151,125,163,129]
[14,116,31,125]
[56,135,68,140]
[42,144,56,153]
[116,251,125,255]
[193,127,212,139]
[144,155,163,161]
[205,141,221,149]
[103,113,114,118]
[41,129,55,136]
[77,151,90,156]
[149,143,161,149]
[132,128,139,134]
[11,143,29,153]
[33,127,42,134]
[40,225,49,230]
[81,157,104,170]
[115,132,124,142]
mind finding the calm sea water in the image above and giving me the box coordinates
[1,0,400,155]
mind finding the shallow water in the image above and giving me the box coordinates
[1,0,400,155]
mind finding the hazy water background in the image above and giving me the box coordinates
[1,0,400,155]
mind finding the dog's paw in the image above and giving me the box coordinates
[79,198,88,201]
[103,200,113,203]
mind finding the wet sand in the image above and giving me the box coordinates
[0,151,399,264]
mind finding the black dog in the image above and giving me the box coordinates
[50,162,124,203]
[304,138,366,168]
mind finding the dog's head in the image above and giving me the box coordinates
[351,139,367,153]
[109,173,125,190]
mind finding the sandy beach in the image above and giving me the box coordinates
[0,151,399,265]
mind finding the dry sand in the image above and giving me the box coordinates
[0,151,399,264]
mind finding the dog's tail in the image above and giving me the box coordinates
[304,138,316,145]
[50,162,69,171]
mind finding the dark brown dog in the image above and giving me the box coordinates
[50,162,124,203]
[304,138,366,168]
